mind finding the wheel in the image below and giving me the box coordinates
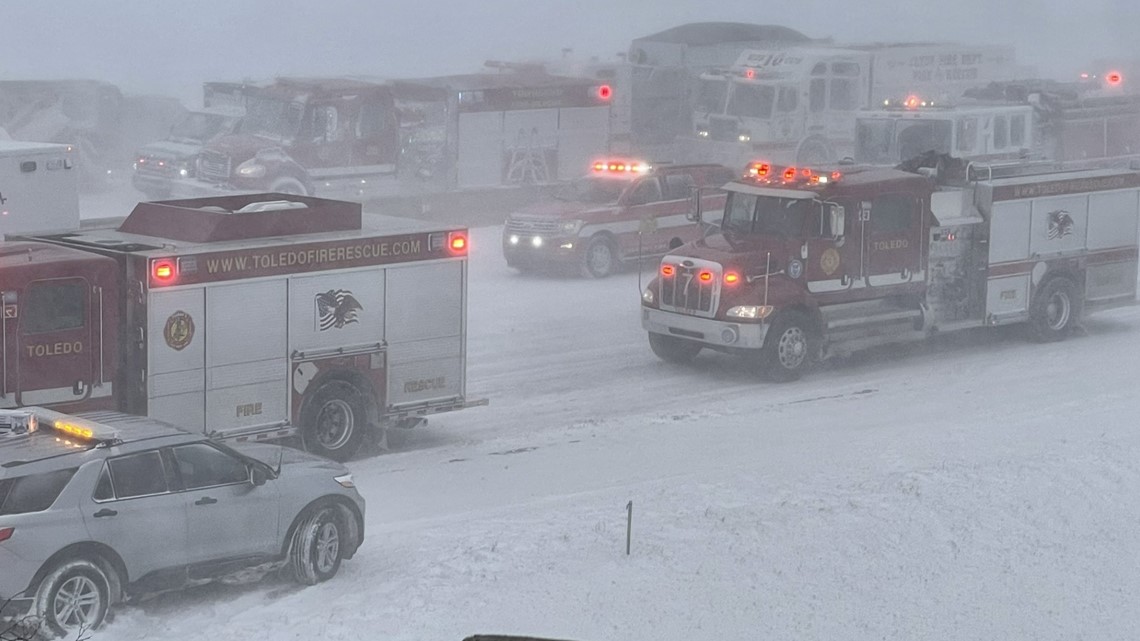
[288,505,345,585]
[301,380,368,462]
[757,312,814,382]
[34,559,113,637]
[580,236,618,278]
[795,136,835,165]
[1027,277,1081,342]
[269,176,309,196]
[648,332,702,364]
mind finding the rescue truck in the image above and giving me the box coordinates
[0,193,482,460]
[640,157,1140,380]
[502,160,734,277]
[686,43,1019,167]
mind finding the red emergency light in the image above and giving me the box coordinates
[744,68,755,80]
[747,162,771,178]
[596,84,613,100]
[1107,71,1123,86]
[152,260,175,282]
[448,232,468,254]
[661,264,675,277]
[904,94,922,109]
[747,161,841,186]
[698,271,713,282]
[592,159,648,174]
[782,167,797,181]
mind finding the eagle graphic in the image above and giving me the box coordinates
[316,289,362,331]
[1047,210,1074,240]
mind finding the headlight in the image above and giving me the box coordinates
[726,305,775,320]
[641,287,655,305]
[334,474,355,489]
[697,129,710,137]
[508,234,520,245]
[560,219,583,234]
[737,132,752,143]
[236,158,266,178]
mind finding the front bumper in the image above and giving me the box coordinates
[165,177,251,198]
[642,306,769,349]
[502,234,582,266]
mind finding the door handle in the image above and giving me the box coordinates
[93,508,117,518]
[195,496,218,506]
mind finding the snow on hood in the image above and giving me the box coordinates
[137,140,202,160]
[229,441,346,473]
[204,133,278,161]
[510,199,615,220]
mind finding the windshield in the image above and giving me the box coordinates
[169,112,234,143]
[857,118,954,165]
[723,192,815,236]
[552,176,629,204]
[243,96,304,142]
[726,83,775,120]
[695,78,728,114]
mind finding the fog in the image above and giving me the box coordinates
[2,0,1137,103]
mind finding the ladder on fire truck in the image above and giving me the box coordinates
[965,155,1140,182]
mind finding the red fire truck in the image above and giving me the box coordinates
[640,158,1140,379]
[502,160,734,277]
[0,193,482,460]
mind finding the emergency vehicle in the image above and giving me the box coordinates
[0,193,481,460]
[686,43,1019,168]
[640,157,1140,379]
[855,81,1140,167]
[502,160,734,277]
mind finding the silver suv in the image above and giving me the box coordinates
[0,407,365,636]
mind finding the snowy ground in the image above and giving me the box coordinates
[75,192,1140,641]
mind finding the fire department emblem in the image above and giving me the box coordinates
[163,311,195,351]
[788,259,804,279]
[820,248,841,276]
[316,289,362,331]
[1047,210,1074,240]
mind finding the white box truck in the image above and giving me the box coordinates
[0,140,79,235]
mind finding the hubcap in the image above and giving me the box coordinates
[316,399,355,450]
[53,575,100,629]
[776,327,808,370]
[587,243,613,276]
[315,520,340,573]
[1046,291,1071,331]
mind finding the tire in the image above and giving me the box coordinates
[34,559,113,637]
[795,136,835,165]
[269,176,309,196]
[757,312,814,382]
[301,380,368,462]
[288,505,345,585]
[1027,277,1081,343]
[580,235,618,278]
[648,332,702,364]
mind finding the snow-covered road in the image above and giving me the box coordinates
[101,224,1140,641]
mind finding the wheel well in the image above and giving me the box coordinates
[280,496,365,559]
[299,369,381,429]
[29,543,126,603]
[588,231,619,249]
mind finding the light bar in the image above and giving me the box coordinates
[592,160,649,174]
[30,407,120,443]
[744,160,841,186]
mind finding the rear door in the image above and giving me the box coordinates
[16,278,96,406]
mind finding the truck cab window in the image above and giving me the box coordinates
[829,79,859,111]
[727,84,775,120]
[359,102,393,138]
[777,86,798,113]
[754,197,810,237]
[627,178,662,206]
[956,117,978,153]
[871,193,915,233]
[663,174,696,200]
[993,115,1009,149]
[696,78,728,113]
[24,280,86,333]
[809,79,826,113]
[1010,114,1026,147]
[723,192,758,233]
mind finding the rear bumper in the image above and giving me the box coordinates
[642,306,769,349]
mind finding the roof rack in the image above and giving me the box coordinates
[966,155,1140,182]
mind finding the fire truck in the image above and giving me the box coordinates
[854,80,1140,167]
[685,43,1019,168]
[502,160,734,277]
[0,193,481,460]
[640,158,1140,380]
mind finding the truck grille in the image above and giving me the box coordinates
[505,218,561,234]
[658,258,722,318]
[197,150,231,182]
[708,117,738,142]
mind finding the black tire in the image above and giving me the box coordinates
[1027,277,1081,343]
[301,380,368,462]
[580,235,618,278]
[648,332,702,364]
[269,176,309,196]
[34,559,113,637]
[288,505,345,585]
[757,312,814,382]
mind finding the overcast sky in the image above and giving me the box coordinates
[2,0,1137,104]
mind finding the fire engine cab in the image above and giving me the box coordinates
[502,160,734,277]
[640,158,1140,379]
[0,193,481,460]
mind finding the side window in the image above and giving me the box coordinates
[171,443,249,490]
[993,115,1008,149]
[956,117,978,153]
[777,86,798,113]
[809,79,826,113]
[107,451,169,499]
[627,178,662,206]
[1010,114,1026,147]
[871,193,916,233]
[93,465,113,501]
[829,79,859,111]
[663,174,696,200]
[0,468,77,515]
[358,102,392,138]
[24,280,86,333]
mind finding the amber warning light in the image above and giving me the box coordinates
[448,232,468,254]
[152,260,175,282]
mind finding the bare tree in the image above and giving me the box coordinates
[1,600,89,641]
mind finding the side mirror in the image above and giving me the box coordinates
[687,186,702,223]
[250,465,268,487]
[829,204,846,239]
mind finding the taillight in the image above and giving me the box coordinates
[699,271,713,282]
[153,260,175,282]
[0,527,13,543]
[723,272,740,284]
[448,232,468,254]
[661,264,675,277]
